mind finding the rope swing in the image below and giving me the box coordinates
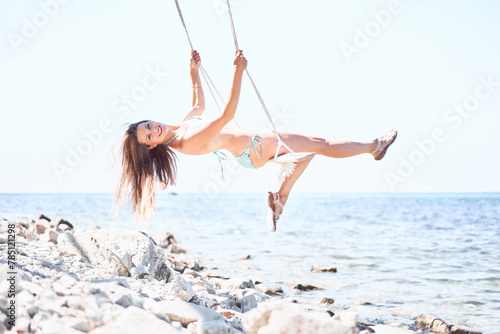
[223,0,315,165]
[174,0,315,182]
[174,0,239,128]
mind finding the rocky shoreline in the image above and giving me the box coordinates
[0,216,482,334]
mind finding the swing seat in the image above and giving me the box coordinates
[273,152,315,163]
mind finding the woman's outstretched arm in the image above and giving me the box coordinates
[178,50,247,151]
[179,51,205,123]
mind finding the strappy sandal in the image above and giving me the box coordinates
[267,192,284,232]
[372,129,398,161]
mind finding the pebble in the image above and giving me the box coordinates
[153,300,223,326]
[415,314,482,334]
[416,314,451,333]
[321,297,335,305]
[289,283,324,291]
[311,265,338,273]
[89,305,178,334]
[219,278,255,291]
[254,283,283,296]
[243,301,358,334]
[450,325,482,334]
[370,324,415,334]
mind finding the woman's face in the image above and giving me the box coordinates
[136,120,169,149]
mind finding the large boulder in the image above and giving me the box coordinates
[415,314,450,334]
[415,314,482,334]
[57,228,173,281]
[243,301,359,334]
[153,300,224,327]
[89,305,178,334]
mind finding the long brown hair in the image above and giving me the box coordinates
[114,120,177,224]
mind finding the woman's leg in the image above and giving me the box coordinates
[271,158,313,216]
[267,130,397,216]
[278,133,378,158]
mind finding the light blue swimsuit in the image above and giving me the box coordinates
[232,134,264,169]
[164,116,264,178]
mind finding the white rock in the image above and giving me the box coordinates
[0,309,7,324]
[18,280,43,297]
[37,313,67,334]
[184,268,200,278]
[197,319,231,334]
[240,294,258,313]
[30,310,52,332]
[64,316,93,333]
[113,293,134,308]
[16,290,35,309]
[153,300,224,327]
[216,308,244,334]
[219,278,254,291]
[65,295,87,311]
[197,292,235,310]
[88,322,124,334]
[89,280,144,309]
[14,315,32,333]
[192,277,216,293]
[187,322,198,333]
[225,289,267,313]
[99,303,127,327]
[171,321,184,330]
[142,297,158,312]
[31,220,48,235]
[40,228,59,243]
[167,274,194,302]
[57,232,90,262]
[0,233,9,243]
[254,283,283,296]
[52,276,78,296]
[89,305,178,334]
[57,228,173,281]
[371,325,415,334]
[90,278,130,289]
[55,273,78,287]
[152,232,176,248]
[243,301,358,334]
[80,293,114,327]
[130,265,150,278]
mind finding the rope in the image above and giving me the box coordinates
[200,65,226,106]
[174,0,194,51]
[225,0,239,50]
[174,0,239,128]
[199,67,223,116]
[224,0,294,160]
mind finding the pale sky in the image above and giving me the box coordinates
[1,0,499,194]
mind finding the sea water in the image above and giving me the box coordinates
[1,193,499,333]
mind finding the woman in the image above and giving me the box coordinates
[115,50,397,230]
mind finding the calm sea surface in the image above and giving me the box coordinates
[1,193,499,333]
